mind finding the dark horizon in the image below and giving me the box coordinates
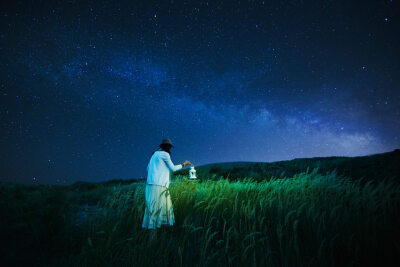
[3,148,399,186]
[1,0,399,185]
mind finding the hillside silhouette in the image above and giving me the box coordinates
[174,149,400,184]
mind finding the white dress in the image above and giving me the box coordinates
[142,184,175,229]
[142,150,182,229]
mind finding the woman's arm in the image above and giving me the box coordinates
[161,152,183,172]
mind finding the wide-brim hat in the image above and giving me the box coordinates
[160,138,174,147]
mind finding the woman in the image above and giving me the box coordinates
[142,138,191,240]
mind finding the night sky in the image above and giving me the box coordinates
[0,0,399,185]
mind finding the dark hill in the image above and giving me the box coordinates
[174,149,400,183]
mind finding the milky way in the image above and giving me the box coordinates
[0,0,399,184]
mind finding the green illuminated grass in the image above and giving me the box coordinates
[1,168,400,266]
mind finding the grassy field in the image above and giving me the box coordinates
[1,168,399,266]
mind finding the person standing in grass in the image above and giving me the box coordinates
[142,138,191,240]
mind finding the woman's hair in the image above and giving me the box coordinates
[151,143,172,156]
[159,143,172,154]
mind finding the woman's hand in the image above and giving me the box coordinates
[182,161,191,167]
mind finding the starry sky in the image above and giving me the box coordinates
[0,0,399,185]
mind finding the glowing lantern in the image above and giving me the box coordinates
[189,166,197,179]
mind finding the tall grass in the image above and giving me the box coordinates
[1,168,400,266]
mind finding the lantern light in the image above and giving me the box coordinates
[189,166,197,179]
